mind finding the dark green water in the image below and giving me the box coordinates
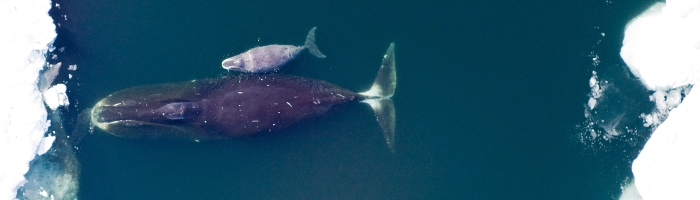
[49,0,662,199]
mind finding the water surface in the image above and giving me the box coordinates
[50,0,661,199]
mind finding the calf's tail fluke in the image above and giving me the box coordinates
[360,43,397,152]
[304,27,326,58]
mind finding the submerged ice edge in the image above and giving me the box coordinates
[0,0,58,199]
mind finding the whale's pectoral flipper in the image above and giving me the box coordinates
[361,43,397,152]
[155,102,201,120]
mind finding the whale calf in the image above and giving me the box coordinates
[221,27,326,73]
[92,43,396,149]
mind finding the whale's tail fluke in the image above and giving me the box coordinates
[304,27,326,58]
[362,98,396,152]
[360,43,396,152]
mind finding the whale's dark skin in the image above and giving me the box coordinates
[91,42,396,149]
[91,74,361,140]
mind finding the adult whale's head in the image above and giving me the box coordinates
[89,82,206,139]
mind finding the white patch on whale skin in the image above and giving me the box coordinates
[360,84,394,99]
[90,99,109,131]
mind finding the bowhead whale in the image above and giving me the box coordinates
[91,43,396,149]
[221,27,326,73]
